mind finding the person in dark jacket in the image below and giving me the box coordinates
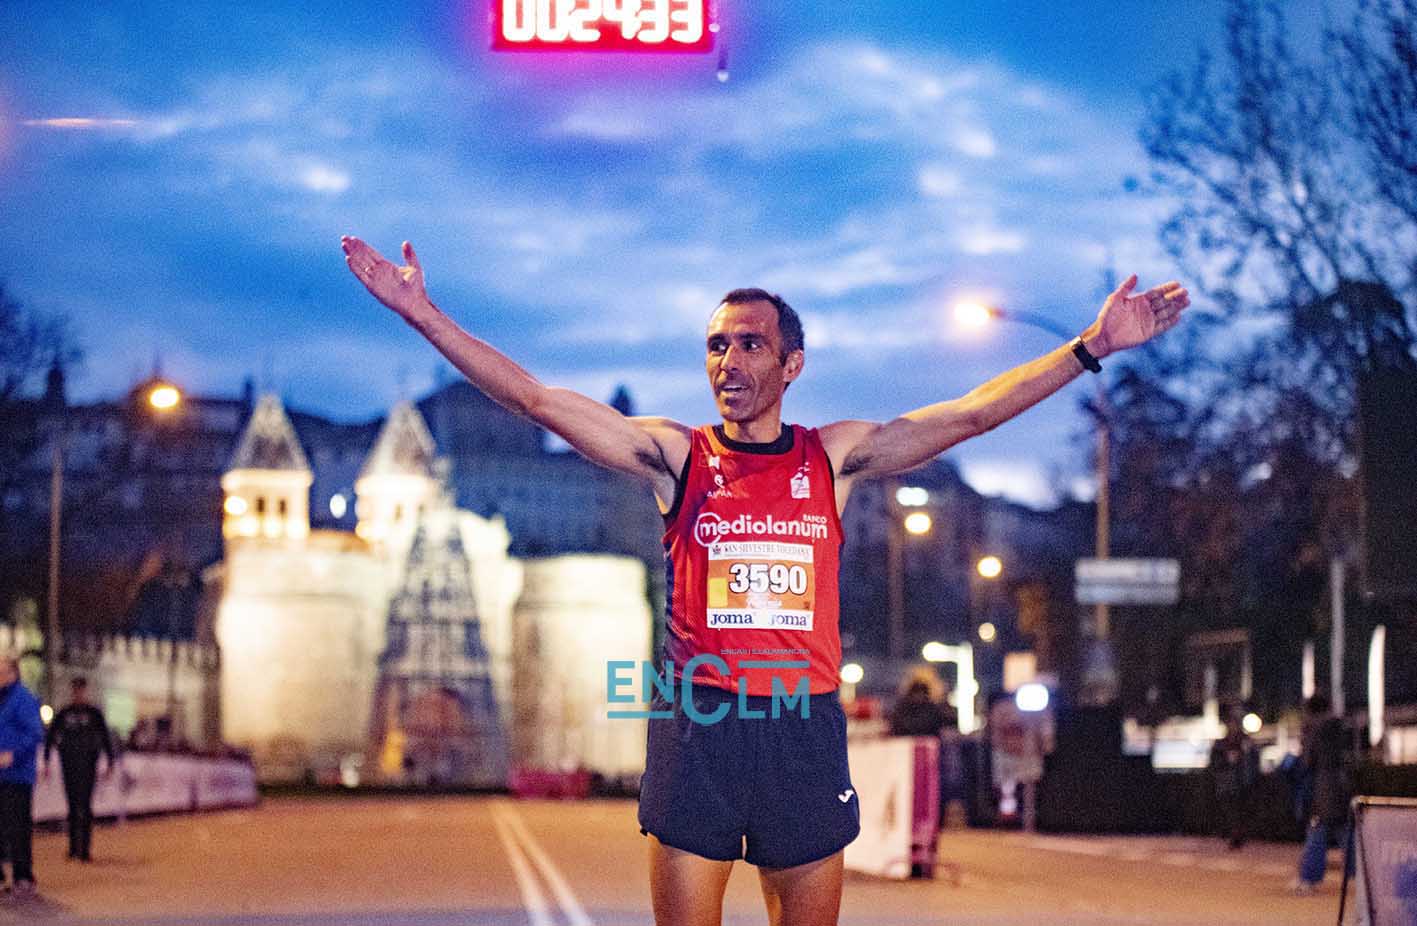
[0,655,44,897]
[889,679,951,737]
[43,677,114,862]
[1292,693,1354,893]
[1211,703,1257,849]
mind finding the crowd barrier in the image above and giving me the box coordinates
[1348,796,1417,926]
[843,735,940,880]
[30,750,259,823]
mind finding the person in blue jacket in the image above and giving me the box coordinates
[0,655,44,897]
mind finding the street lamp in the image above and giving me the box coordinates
[44,378,183,704]
[895,486,929,507]
[148,384,180,410]
[955,300,1115,700]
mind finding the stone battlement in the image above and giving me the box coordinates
[0,624,220,671]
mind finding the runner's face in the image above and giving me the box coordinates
[705,301,802,424]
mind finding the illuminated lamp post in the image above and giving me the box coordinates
[887,484,932,661]
[146,383,187,726]
[46,378,183,704]
[922,640,978,734]
[955,301,1116,702]
[975,554,1004,638]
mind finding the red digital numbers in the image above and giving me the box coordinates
[492,0,715,52]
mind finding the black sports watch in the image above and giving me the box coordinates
[1070,336,1102,374]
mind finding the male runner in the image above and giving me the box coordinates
[341,235,1187,926]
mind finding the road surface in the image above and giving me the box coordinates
[0,795,1349,925]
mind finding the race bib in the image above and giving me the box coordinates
[705,541,814,630]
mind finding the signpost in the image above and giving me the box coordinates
[1074,558,1180,606]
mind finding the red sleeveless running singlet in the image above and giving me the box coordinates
[662,424,843,696]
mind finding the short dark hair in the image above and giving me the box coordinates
[71,676,88,689]
[1306,693,1330,715]
[719,288,804,360]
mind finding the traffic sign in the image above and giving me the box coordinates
[1074,558,1180,605]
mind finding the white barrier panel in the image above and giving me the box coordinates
[1353,796,1417,926]
[31,750,258,823]
[844,736,939,880]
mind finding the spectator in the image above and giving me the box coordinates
[0,655,44,897]
[1210,703,1257,849]
[44,677,115,862]
[1292,693,1354,893]
[889,677,951,737]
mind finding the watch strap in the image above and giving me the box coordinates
[1070,337,1102,374]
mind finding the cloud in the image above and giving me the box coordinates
[298,163,350,194]
[957,457,1061,509]
[549,41,1002,160]
[19,39,1156,318]
[22,117,139,129]
[760,244,938,298]
[950,126,997,158]
[956,227,1028,256]
[1,33,1186,507]
[918,164,963,199]
[553,109,658,142]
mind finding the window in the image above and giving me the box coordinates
[255,497,266,515]
[277,498,288,516]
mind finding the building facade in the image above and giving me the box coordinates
[210,395,651,784]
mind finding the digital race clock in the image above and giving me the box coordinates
[492,0,717,52]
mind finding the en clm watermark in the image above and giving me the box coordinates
[606,655,810,724]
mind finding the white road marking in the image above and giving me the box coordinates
[491,804,557,926]
[497,801,596,926]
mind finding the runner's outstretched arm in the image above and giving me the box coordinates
[341,236,688,506]
[820,274,1188,483]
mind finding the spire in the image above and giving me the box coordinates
[359,400,436,480]
[44,361,66,409]
[226,394,311,473]
[609,384,635,416]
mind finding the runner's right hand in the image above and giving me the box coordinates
[341,236,430,320]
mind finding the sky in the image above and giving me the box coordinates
[0,0,1326,507]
